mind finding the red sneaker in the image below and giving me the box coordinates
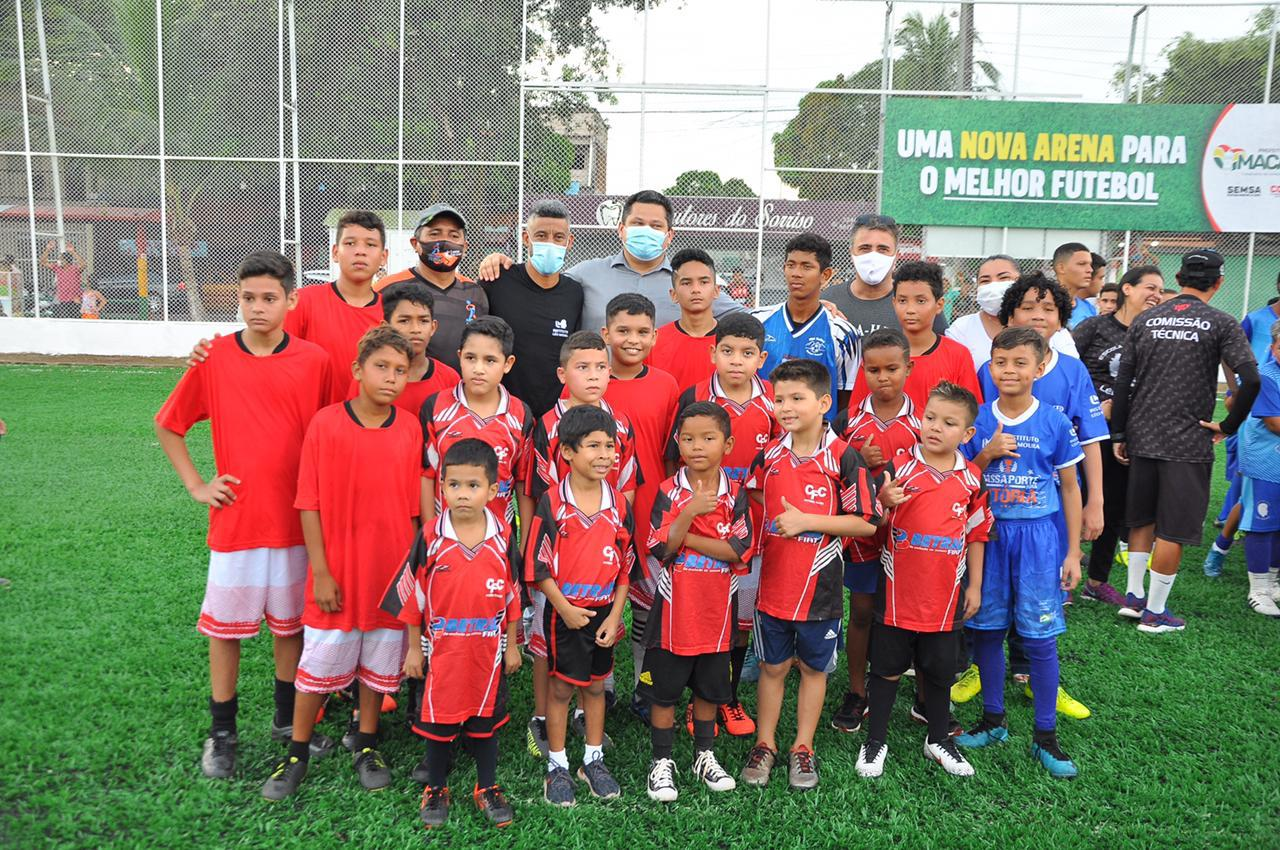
[718,701,756,737]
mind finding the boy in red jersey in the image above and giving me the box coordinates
[829,327,920,734]
[262,326,425,800]
[346,281,459,415]
[648,249,721,391]
[381,439,523,829]
[526,404,635,807]
[852,261,982,409]
[740,358,880,791]
[664,312,776,736]
[856,382,991,779]
[641,402,754,803]
[157,252,334,779]
[420,316,534,527]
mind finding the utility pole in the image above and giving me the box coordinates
[958,2,974,91]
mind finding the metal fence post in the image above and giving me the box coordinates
[875,0,895,214]
[14,0,42,317]
[638,0,649,188]
[155,0,169,321]
[754,0,772,309]
[1245,4,1279,316]
[516,0,529,262]
[278,0,287,256]
[396,0,405,251]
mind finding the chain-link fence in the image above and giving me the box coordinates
[1,0,1276,323]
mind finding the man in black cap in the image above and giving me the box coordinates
[1110,249,1259,633]
[375,203,488,370]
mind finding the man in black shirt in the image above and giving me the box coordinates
[484,200,584,416]
[1110,250,1259,633]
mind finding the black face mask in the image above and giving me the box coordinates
[419,240,463,273]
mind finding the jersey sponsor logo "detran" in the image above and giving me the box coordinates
[674,552,730,572]
[560,580,616,601]
[429,615,503,636]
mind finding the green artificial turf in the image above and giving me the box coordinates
[1,363,1278,849]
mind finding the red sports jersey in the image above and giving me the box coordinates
[295,402,423,631]
[852,335,983,411]
[381,508,520,726]
[646,469,754,655]
[526,399,639,502]
[284,283,384,400]
[156,332,333,552]
[421,384,534,523]
[648,322,716,393]
[746,430,880,621]
[835,395,921,563]
[879,447,992,632]
[525,479,635,607]
[347,356,459,417]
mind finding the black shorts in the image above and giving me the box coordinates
[869,621,961,687]
[411,676,509,741]
[1125,456,1212,546]
[545,603,614,687]
[636,647,732,707]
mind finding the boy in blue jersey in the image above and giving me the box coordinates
[956,328,1084,779]
[1236,318,1280,617]
[752,233,859,422]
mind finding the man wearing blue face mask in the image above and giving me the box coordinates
[483,199,585,416]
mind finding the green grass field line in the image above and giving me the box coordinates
[1,364,1278,849]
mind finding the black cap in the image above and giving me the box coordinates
[1179,249,1224,278]
[416,203,466,233]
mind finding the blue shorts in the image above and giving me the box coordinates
[842,557,880,595]
[1240,476,1280,533]
[753,610,840,674]
[1225,435,1239,481]
[966,517,1066,640]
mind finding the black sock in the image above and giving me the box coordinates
[693,718,716,754]
[287,739,310,762]
[730,644,748,702]
[424,738,452,787]
[984,710,1007,729]
[650,724,675,761]
[273,679,295,728]
[1033,727,1057,746]
[470,735,499,788]
[209,695,238,736]
[865,675,897,744]
[352,730,377,752]
[923,679,951,745]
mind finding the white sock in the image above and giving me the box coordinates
[1119,540,1129,554]
[1248,572,1270,594]
[1127,552,1150,598]
[547,749,568,772]
[1146,571,1176,614]
[572,707,584,720]
[533,714,545,723]
[583,743,604,765]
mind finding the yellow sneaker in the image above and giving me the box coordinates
[1024,684,1091,720]
[950,664,982,704]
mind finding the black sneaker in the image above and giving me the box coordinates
[261,755,307,800]
[577,758,621,799]
[269,723,336,759]
[353,747,392,791]
[830,691,868,733]
[544,765,576,807]
[419,785,449,828]
[201,730,237,779]
[474,784,514,827]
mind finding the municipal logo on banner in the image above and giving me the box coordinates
[1201,104,1280,233]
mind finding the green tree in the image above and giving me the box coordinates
[664,169,755,197]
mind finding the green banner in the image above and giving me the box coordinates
[882,98,1222,231]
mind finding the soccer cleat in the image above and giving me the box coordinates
[269,724,336,759]
[1118,593,1146,620]
[261,755,307,800]
[1031,735,1078,779]
[923,738,974,776]
[544,765,576,807]
[955,719,1009,749]
[787,745,819,790]
[741,644,760,683]
[526,717,550,759]
[1080,581,1127,607]
[419,785,449,829]
[950,664,982,704]
[1137,608,1186,634]
[380,693,397,713]
[856,739,888,779]
[692,749,736,792]
[629,695,652,725]
[910,701,964,736]
[830,691,868,733]
[474,784,514,827]
[201,730,237,779]
[353,747,392,791]
[1203,546,1227,577]
[646,757,678,802]
[719,701,756,737]
[1247,589,1280,617]
[570,709,613,748]
[577,757,621,799]
[740,743,777,787]
[1024,684,1092,720]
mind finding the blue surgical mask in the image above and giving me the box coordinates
[624,225,666,262]
[528,241,567,276]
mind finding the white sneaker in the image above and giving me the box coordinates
[646,757,678,802]
[1248,573,1280,617]
[692,749,736,792]
[923,739,975,776]
[856,739,887,778]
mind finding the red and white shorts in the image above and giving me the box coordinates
[526,589,549,659]
[197,546,306,640]
[295,626,407,695]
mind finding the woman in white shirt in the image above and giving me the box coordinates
[947,254,1078,369]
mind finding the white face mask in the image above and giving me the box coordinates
[976,280,1015,316]
[852,252,894,286]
